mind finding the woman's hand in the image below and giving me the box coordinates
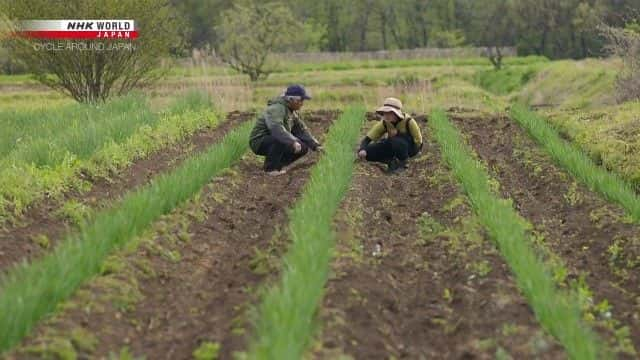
[357,149,367,159]
[384,119,398,137]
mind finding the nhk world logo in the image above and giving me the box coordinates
[18,20,138,40]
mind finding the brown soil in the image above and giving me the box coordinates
[451,114,640,357]
[315,121,564,359]
[0,111,254,274]
[12,111,337,360]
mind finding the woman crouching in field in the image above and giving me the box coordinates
[357,97,423,174]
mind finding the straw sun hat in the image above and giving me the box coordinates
[376,97,405,119]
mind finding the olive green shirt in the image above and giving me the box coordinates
[249,96,319,153]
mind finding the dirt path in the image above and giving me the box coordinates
[315,121,563,359]
[11,111,336,360]
[0,111,253,274]
[452,114,640,357]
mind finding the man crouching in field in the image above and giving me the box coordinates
[357,97,423,174]
[249,85,323,176]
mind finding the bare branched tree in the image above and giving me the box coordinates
[0,0,185,103]
[600,12,640,103]
[216,1,301,82]
[470,0,517,70]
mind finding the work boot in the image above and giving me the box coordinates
[385,158,407,174]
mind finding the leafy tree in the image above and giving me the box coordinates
[216,0,301,81]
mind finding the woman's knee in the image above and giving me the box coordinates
[390,136,409,151]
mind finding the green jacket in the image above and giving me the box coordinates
[249,96,320,153]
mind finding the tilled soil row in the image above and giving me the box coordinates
[0,111,253,273]
[11,111,337,360]
[452,114,640,357]
[315,120,563,359]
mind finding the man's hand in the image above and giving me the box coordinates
[315,145,325,153]
[293,141,302,154]
[358,149,367,159]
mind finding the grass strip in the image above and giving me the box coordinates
[511,104,640,222]
[247,106,364,359]
[168,56,548,77]
[0,120,253,353]
[429,109,602,359]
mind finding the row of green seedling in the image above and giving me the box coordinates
[428,109,602,359]
[510,104,640,222]
[0,120,253,352]
[246,106,365,359]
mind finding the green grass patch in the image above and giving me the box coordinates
[247,106,364,359]
[164,56,548,79]
[0,91,217,224]
[429,108,602,359]
[0,120,252,353]
[0,91,212,165]
[0,73,36,85]
[511,104,640,222]
[275,55,548,73]
[1,94,158,166]
[474,66,540,95]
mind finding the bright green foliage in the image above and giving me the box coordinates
[192,341,220,360]
[474,66,540,95]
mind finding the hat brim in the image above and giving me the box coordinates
[303,95,312,100]
[376,106,403,119]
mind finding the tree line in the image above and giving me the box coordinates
[176,0,640,59]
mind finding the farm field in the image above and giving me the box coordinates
[1,54,639,360]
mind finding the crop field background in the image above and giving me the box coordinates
[1,27,640,360]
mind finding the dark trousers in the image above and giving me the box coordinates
[365,135,420,163]
[255,135,309,171]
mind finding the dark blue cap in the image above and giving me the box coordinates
[284,84,312,100]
